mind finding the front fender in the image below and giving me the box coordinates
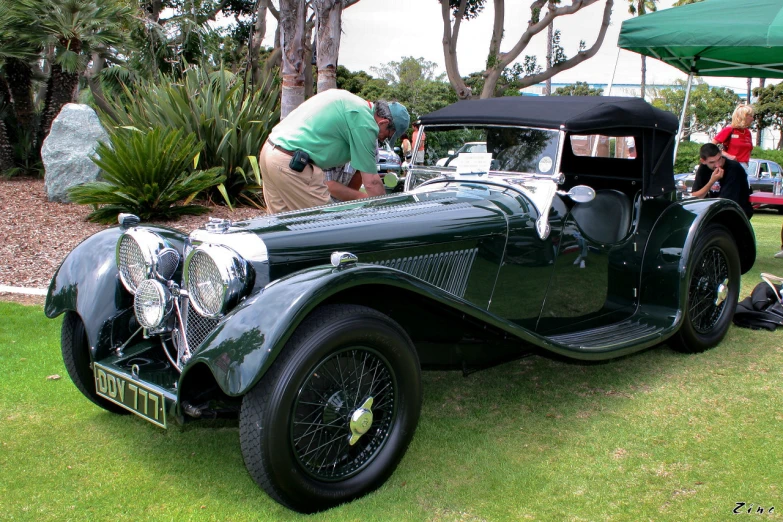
[186,263,543,397]
[45,225,187,356]
[640,197,755,318]
[45,227,129,353]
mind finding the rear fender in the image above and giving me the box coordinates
[640,198,755,317]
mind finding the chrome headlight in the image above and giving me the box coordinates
[133,279,173,329]
[184,244,251,318]
[116,229,180,294]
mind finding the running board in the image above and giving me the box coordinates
[547,318,666,351]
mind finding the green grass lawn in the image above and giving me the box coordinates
[2,213,782,521]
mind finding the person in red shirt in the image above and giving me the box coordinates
[713,104,754,169]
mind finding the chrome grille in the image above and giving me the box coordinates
[185,300,220,349]
[118,235,146,293]
[187,250,224,317]
[374,248,477,297]
[157,249,180,280]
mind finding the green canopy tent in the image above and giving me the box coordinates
[618,0,783,157]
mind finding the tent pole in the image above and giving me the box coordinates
[606,48,621,96]
[588,49,622,158]
[673,71,694,163]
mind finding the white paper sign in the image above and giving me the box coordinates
[455,153,494,176]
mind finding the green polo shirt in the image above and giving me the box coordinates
[269,89,379,174]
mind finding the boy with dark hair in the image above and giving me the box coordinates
[692,142,753,219]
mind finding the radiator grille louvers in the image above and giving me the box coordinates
[372,248,478,298]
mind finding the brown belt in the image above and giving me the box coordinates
[267,140,296,157]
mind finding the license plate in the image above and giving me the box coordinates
[94,363,167,428]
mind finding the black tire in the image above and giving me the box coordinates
[61,311,128,414]
[239,304,422,513]
[671,224,741,353]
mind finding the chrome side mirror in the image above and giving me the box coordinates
[559,185,595,203]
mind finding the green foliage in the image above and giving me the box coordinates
[627,0,658,17]
[68,127,224,223]
[751,147,783,164]
[17,0,133,74]
[101,66,279,205]
[753,83,783,149]
[650,80,739,139]
[674,140,701,174]
[446,0,485,20]
[339,59,456,126]
[553,81,603,96]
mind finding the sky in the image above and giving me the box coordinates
[256,0,769,94]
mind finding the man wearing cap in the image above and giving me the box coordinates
[259,89,409,213]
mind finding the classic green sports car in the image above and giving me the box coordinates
[45,96,755,513]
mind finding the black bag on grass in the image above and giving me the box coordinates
[733,278,783,331]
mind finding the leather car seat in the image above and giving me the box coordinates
[570,189,632,244]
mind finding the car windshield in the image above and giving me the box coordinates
[416,125,560,176]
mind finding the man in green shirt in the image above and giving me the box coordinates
[259,89,409,213]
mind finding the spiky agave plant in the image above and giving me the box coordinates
[68,127,224,223]
[100,66,280,208]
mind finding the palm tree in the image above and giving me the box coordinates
[0,0,42,173]
[16,0,133,142]
[627,0,658,99]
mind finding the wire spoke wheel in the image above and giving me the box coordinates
[292,347,396,480]
[672,224,741,353]
[239,304,421,513]
[688,246,730,334]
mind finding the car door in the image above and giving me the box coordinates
[759,161,775,192]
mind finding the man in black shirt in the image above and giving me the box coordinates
[691,143,753,219]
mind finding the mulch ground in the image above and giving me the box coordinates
[0,177,265,303]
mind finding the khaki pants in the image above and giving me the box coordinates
[259,141,330,214]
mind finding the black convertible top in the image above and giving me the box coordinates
[420,96,679,134]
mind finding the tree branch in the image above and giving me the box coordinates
[515,0,613,89]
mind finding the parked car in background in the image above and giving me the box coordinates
[435,141,487,167]
[746,158,782,193]
[46,96,755,514]
[376,140,401,175]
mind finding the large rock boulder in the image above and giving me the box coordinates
[42,103,109,202]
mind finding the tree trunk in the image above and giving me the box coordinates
[314,0,342,93]
[279,0,308,117]
[85,52,117,122]
[757,78,767,147]
[441,0,472,99]
[5,59,35,134]
[250,0,270,87]
[304,32,315,99]
[0,118,15,173]
[40,64,80,142]
[640,55,646,100]
[545,8,553,96]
